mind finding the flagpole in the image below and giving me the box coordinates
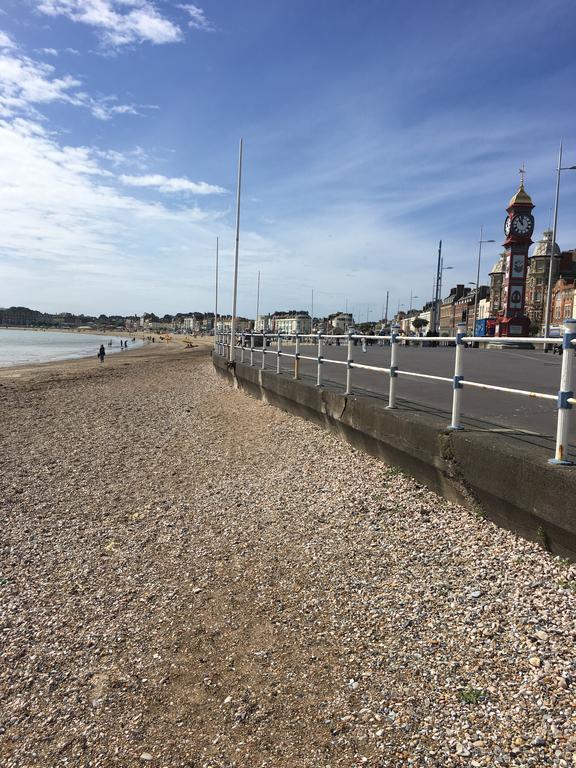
[214,236,219,349]
[256,270,260,329]
[229,138,243,361]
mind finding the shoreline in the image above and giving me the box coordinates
[0,336,213,382]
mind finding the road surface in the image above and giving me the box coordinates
[231,342,576,457]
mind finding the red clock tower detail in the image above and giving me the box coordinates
[496,173,535,337]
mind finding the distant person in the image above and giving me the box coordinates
[98,344,105,363]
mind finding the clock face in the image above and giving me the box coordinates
[511,214,534,237]
[504,217,512,236]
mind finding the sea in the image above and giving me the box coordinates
[0,329,143,368]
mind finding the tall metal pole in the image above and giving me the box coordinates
[214,236,219,349]
[472,225,483,335]
[255,269,260,329]
[229,138,243,361]
[311,288,314,330]
[433,240,442,334]
[385,290,389,324]
[544,140,563,340]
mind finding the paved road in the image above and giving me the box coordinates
[231,342,576,458]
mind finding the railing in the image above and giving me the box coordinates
[215,319,576,466]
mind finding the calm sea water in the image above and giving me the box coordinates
[0,329,142,367]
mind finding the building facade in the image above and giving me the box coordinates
[439,285,469,335]
[271,312,312,335]
[525,230,561,332]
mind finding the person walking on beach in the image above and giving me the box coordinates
[98,344,106,363]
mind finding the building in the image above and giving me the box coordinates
[270,312,312,335]
[489,252,507,317]
[453,286,490,333]
[550,250,576,326]
[439,285,469,335]
[477,296,491,321]
[255,314,272,332]
[217,316,253,333]
[327,312,354,333]
[525,230,561,332]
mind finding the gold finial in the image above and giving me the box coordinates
[519,162,526,187]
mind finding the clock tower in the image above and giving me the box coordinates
[496,172,535,337]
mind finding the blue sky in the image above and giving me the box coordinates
[0,0,575,318]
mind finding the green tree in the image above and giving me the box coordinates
[412,317,429,332]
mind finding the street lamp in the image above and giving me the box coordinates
[433,264,453,334]
[472,225,496,335]
[543,140,576,339]
[409,290,419,312]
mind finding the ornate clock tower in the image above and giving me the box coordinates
[496,171,535,337]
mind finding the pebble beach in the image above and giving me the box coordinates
[1,344,576,767]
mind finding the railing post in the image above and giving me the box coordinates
[276,333,281,374]
[261,333,266,370]
[550,318,576,465]
[448,322,466,431]
[345,332,353,395]
[250,331,254,366]
[317,332,323,387]
[240,332,245,364]
[294,333,300,379]
[387,324,400,409]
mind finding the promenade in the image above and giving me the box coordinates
[2,345,576,767]
[237,342,576,456]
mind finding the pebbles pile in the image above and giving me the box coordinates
[1,349,575,767]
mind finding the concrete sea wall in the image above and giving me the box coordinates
[213,353,576,559]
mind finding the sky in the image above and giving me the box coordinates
[0,0,575,319]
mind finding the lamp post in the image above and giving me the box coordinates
[543,140,576,339]
[431,240,455,334]
[433,262,453,334]
[214,236,219,350]
[229,138,243,362]
[472,225,496,335]
[409,290,419,312]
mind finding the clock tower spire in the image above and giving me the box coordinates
[496,174,535,337]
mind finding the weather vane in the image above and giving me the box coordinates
[519,162,526,187]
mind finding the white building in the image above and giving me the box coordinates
[255,314,271,332]
[183,317,202,332]
[477,297,491,321]
[217,316,252,333]
[329,312,354,332]
[271,313,312,335]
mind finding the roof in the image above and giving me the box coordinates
[531,229,561,259]
[490,252,507,274]
[508,182,533,207]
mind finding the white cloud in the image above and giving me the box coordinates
[0,40,141,120]
[0,31,15,50]
[40,47,59,55]
[0,116,275,314]
[36,0,183,46]
[177,4,215,32]
[120,173,227,195]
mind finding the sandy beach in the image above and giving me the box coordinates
[2,345,576,767]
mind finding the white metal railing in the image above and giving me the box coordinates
[215,319,576,466]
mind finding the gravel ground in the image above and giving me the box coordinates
[1,346,576,768]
